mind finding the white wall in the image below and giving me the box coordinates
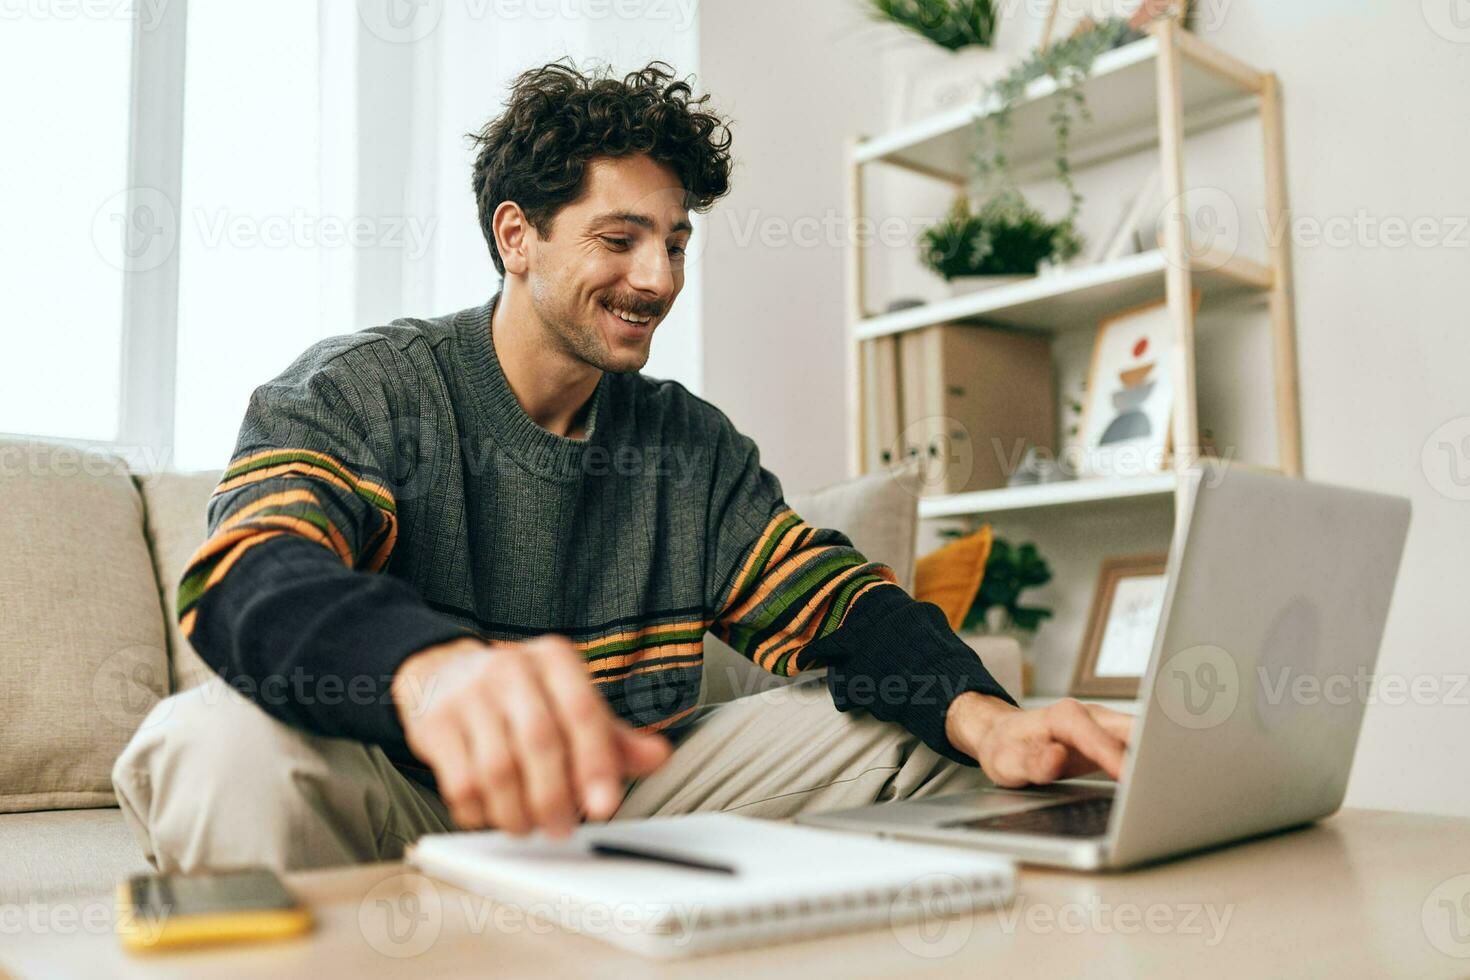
[697,0,892,492]
[695,1,1470,816]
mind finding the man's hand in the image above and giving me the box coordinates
[944,693,1134,787]
[391,635,672,837]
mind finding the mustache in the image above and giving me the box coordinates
[599,293,667,318]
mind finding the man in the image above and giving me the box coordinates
[114,62,1131,873]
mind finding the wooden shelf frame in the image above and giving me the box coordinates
[845,21,1304,489]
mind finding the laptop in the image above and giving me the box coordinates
[797,466,1412,870]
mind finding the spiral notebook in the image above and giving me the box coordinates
[407,812,1014,958]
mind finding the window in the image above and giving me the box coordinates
[0,15,133,441]
[171,0,325,471]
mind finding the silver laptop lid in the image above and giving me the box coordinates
[1108,466,1411,868]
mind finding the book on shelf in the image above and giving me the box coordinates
[895,324,1056,497]
[861,334,902,475]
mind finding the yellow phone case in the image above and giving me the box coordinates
[115,882,314,952]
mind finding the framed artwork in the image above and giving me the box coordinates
[1076,298,1181,479]
[1043,0,1192,49]
[1070,553,1169,698]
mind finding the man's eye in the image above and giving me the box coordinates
[668,244,687,258]
[602,237,631,250]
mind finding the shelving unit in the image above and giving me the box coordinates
[917,472,1178,521]
[856,247,1271,340]
[845,21,1302,521]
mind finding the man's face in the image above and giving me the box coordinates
[523,154,691,374]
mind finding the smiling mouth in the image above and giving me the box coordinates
[600,299,658,328]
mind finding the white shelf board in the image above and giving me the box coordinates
[855,35,1259,181]
[856,248,1271,339]
[918,473,1178,520]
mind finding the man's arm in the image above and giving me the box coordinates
[179,337,476,764]
[705,411,1130,775]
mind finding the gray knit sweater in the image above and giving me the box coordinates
[178,295,1010,775]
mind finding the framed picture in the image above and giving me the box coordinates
[1076,298,1180,479]
[1043,0,1192,49]
[1070,553,1169,698]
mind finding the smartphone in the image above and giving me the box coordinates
[115,867,313,952]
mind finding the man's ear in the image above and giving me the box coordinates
[493,201,533,276]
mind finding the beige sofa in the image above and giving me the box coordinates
[0,436,1014,905]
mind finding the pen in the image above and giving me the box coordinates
[588,841,737,875]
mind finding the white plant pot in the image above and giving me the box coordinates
[901,47,1011,123]
[948,274,1028,297]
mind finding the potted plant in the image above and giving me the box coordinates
[863,0,1009,122]
[919,190,1082,294]
[939,531,1054,694]
[973,16,1146,239]
[862,0,998,50]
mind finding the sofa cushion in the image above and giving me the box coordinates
[700,469,919,705]
[137,470,224,692]
[0,440,169,813]
[0,807,150,904]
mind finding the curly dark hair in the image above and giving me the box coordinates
[468,60,734,276]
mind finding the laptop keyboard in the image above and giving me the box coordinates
[944,796,1114,839]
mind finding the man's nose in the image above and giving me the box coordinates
[626,241,675,301]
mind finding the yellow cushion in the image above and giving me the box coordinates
[913,525,993,632]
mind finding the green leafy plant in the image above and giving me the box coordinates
[919,190,1081,279]
[938,532,1055,635]
[974,16,1144,225]
[862,0,998,51]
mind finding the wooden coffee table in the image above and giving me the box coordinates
[4,809,1469,978]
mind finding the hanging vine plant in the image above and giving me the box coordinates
[972,16,1144,233]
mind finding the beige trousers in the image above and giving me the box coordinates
[112,674,990,874]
